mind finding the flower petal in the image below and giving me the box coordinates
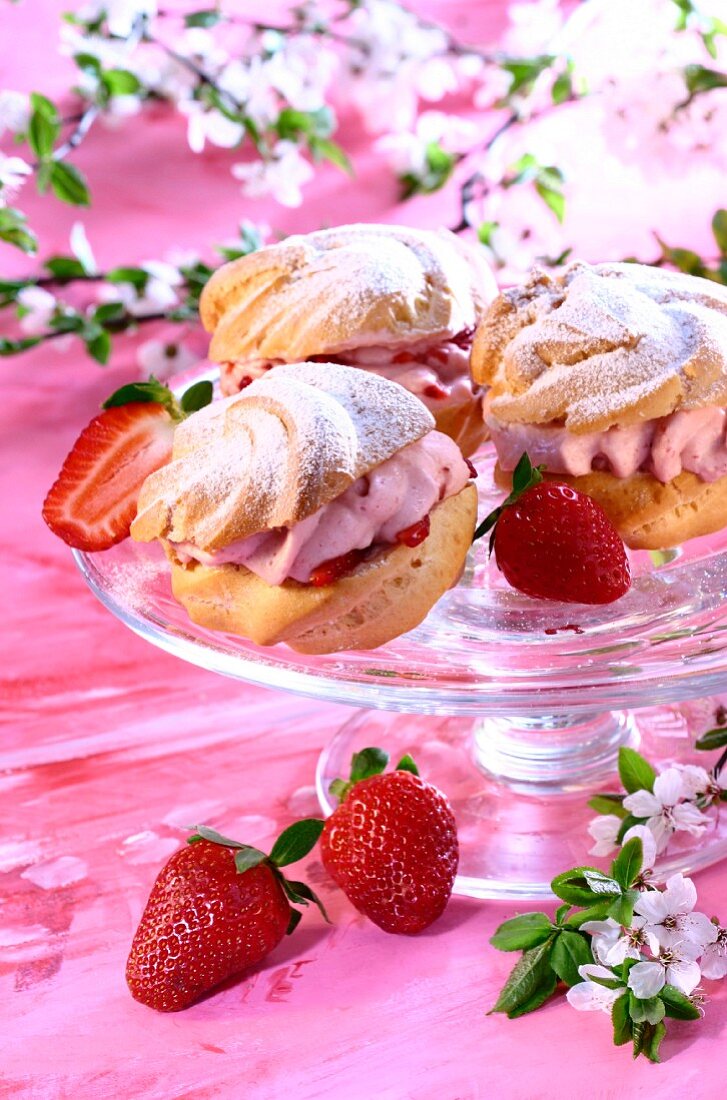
[634,888,669,924]
[700,942,727,980]
[628,961,666,999]
[622,824,657,870]
[677,911,719,947]
[653,767,685,806]
[665,958,701,995]
[662,872,698,915]
[566,981,619,1013]
[623,789,661,816]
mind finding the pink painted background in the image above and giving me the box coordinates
[2,2,727,1097]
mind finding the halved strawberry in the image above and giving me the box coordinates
[42,403,175,551]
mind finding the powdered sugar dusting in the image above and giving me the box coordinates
[132,362,433,551]
[480,261,727,432]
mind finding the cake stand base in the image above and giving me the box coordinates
[315,707,727,900]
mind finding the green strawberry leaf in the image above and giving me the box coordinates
[269,818,324,867]
[490,912,554,952]
[618,747,656,794]
[549,930,593,987]
[286,907,303,935]
[350,747,389,783]
[612,992,632,1046]
[180,379,213,414]
[660,984,701,1020]
[103,377,180,419]
[187,824,250,849]
[611,837,643,890]
[395,754,419,775]
[234,847,268,872]
[280,877,330,923]
[472,451,544,548]
[489,938,556,1016]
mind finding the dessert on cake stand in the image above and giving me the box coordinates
[73,421,727,900]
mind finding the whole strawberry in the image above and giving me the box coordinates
[126,820,326,1011]
[321,749,458,934]
[475,453,631,604]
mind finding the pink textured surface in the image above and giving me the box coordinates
[2,3,727,1097]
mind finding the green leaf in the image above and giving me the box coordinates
[618,747,656,794]
[186,825,249,849]
[400,141,457,199]
[269,818,325,867]
[180,379,213,414]
[44,255,88,280]
[660,984,701,1020]
[551,867,610,907]
[92,302,126,326]
[185,9,223,27]
[308,136,353,175]
[103,378,179,416]
[106,266,149,290]
[695,726,727,751]
[629,992,665,1025]
[643,1020,667,1063]
[477,220,498,246]
[506,968,557,1018]
[0,207,38,255]
[28,92,60,159]
[612,992,632,1046]
[535,180,565,223]
[0,336,41,355]
[49,161,91,206]
[500,55,555,98]
[85,328,111,364]
[587,793,628,818]
[276,106,335,140]
[102,68,142,97]
[280,877,330,923]
[632,1019,646,1059]
[607,890,637,927]
[490,912,554,952]
[611,837,643,890]
[234,847,268,872]
[616,813,641,844]
[286,907,303,935]
[350,747,389,783]
[395,754,419,776]
[583,870,622,896]
[684,63,727,96]
[74,51,102,78]
[550,930,593,987]
[712,210,727,256]
[489,938,556,1016]
[551,70,573,104]
[554,904,570,924]
[563,900,614,927]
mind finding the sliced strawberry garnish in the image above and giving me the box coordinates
[395,515,431,547]
[308,548,367,587]
[42,403,175,552]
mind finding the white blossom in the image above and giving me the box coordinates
[70,223,97,275]
[628,938,702,997]
[136,338,199,382]
[566,964,622,1013]
[232,141,314,207]
[180,102,245,154]
[217,58,278,130]
[76,0,157,38]
[98,260,181,317]
[0,90,30,136]
[582,917,649,967]
[0,154,32,204]
[622,768,712,854]
[699,926,727,981]
[674,764,726,805]
[264,36,337,112]
[503,0,565,56]
[586,814,621,857]
[17,287,57,336]
[633,874,718,951]
[376,110,479,177]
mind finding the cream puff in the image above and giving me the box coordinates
[471,261,727,550]
[200,223,498,456]
[130,363,478,653]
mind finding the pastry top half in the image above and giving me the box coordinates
[472,261,727,434]
[200,223,497,364]
[130,362,434,552]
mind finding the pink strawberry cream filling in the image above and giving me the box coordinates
[219,335,476,414]
[484,397,727,484]
[171,430,470,586]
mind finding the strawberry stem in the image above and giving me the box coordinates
[328,747,390,803]
[472,451,544,552]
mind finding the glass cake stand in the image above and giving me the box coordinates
[71,381,727,899]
